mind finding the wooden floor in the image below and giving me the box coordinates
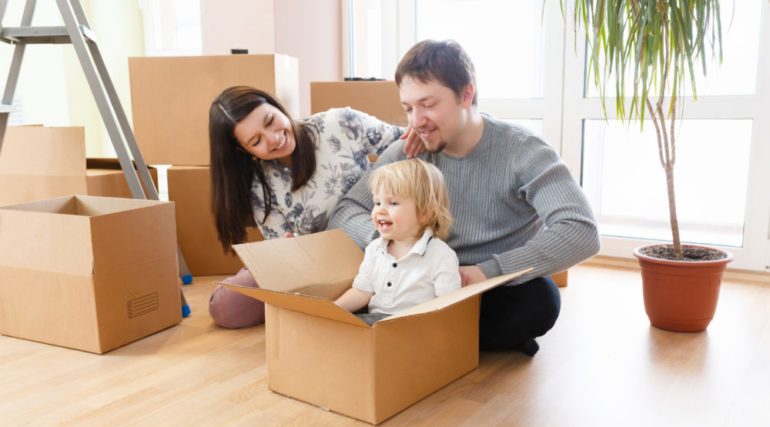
[2,264,770,426]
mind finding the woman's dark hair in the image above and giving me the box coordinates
[209,86,317,252]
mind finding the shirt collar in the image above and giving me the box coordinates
[375,228,434,257]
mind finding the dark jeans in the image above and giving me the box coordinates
[479,276,561,351]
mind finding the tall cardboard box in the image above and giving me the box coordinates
[167,166,263,276]
[227,230,529,424]
[129,54,299,165]
[0,126,157,206]
[0,195,182,354]
[311,81,407,126]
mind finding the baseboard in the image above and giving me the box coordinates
[583,255,770,284]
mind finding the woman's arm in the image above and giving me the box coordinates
[334,288,374,312]
[349,108,405,156]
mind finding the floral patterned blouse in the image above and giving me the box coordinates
[251,108,404,239]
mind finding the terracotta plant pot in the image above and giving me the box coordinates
[633,244,733,332]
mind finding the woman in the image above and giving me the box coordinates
[208,86,407,328]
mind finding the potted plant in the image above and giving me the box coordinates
[563,0,732,331]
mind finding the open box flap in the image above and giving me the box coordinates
[233,229,363,293]
[379,268,533,323]
[224,284,369,328]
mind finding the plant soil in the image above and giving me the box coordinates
[640,244,727,261]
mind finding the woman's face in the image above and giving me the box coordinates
[233,103,296,164]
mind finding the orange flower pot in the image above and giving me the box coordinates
[633,244,733,332]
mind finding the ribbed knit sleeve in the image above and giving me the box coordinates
[330,114,600,285]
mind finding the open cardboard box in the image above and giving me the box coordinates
[0,195,181,354]
[226,229,530,424]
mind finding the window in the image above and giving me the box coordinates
[346,0,770,271]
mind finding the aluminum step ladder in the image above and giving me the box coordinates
[0,0,193,317]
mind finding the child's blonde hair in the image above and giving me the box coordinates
[369,159,453,240]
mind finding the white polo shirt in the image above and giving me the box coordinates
[353,228,462,315]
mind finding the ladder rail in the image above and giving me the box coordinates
[0,0,35,154]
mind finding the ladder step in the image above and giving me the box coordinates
[1,26,95,45]
[0,104,13,114]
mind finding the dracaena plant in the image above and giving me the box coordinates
[564,0,724,259]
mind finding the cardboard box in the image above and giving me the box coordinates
[129,54,300,165]
[552,270,569,287]
[86,158,158,199]
[227,229,529,424]
[0,195,182,354]
[167,166,263,276]
[311,81,407,127]
[0,126,157,206]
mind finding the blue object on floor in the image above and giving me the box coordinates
[182,304,191,318]
[182,274,193,285]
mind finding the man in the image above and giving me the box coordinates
[329,40,600,356]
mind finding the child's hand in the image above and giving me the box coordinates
[459,266,487,287]
[400,128,425,158]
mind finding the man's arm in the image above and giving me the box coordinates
[329,141,408,248]
[477,136,600,283]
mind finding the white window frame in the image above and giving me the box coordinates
[344,0,770,272]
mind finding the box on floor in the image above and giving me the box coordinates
[167,166,263,276]
[0,126,157,207]
[129,54,299,165]
[227,229,529,424]
[0,195,181,354]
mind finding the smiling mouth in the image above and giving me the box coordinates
[376,219,393,231]
[274,137,286,151]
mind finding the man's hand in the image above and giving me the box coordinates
[459,266,487,287]
[401,128,425,158]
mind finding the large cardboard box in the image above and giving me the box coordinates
[0,126,158,206]
[129,54,300,165]
[167,166,263,276]
[311,81,407,127]
[0,195,182,354]
[227,230,529,424]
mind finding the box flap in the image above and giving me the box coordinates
[233,229,363,293]
[225,284,369,328]
[379,268,533,322]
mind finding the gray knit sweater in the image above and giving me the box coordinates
[329,113,600,284]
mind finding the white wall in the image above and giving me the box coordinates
[199,0,342,116]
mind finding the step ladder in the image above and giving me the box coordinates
[0,0,193,317]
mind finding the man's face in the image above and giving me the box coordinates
[399,76,470,153]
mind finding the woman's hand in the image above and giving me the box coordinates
[401,128,425,158]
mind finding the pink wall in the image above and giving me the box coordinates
[274,0,342,116]
[200,0,342,117]
[200,0,275,55]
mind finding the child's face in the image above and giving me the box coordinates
[371,187,423,243]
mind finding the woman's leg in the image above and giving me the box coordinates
[479,276,561,355]
[209,267,265,328]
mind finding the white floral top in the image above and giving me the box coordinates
[251,108,404,239]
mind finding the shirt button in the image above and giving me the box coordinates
[392,263,397,268]
[387,282,392,287]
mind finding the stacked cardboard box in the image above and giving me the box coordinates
[128,55,298,276]
[0,195,181,354]
[0,126,158,207]
[311,81,406,127]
